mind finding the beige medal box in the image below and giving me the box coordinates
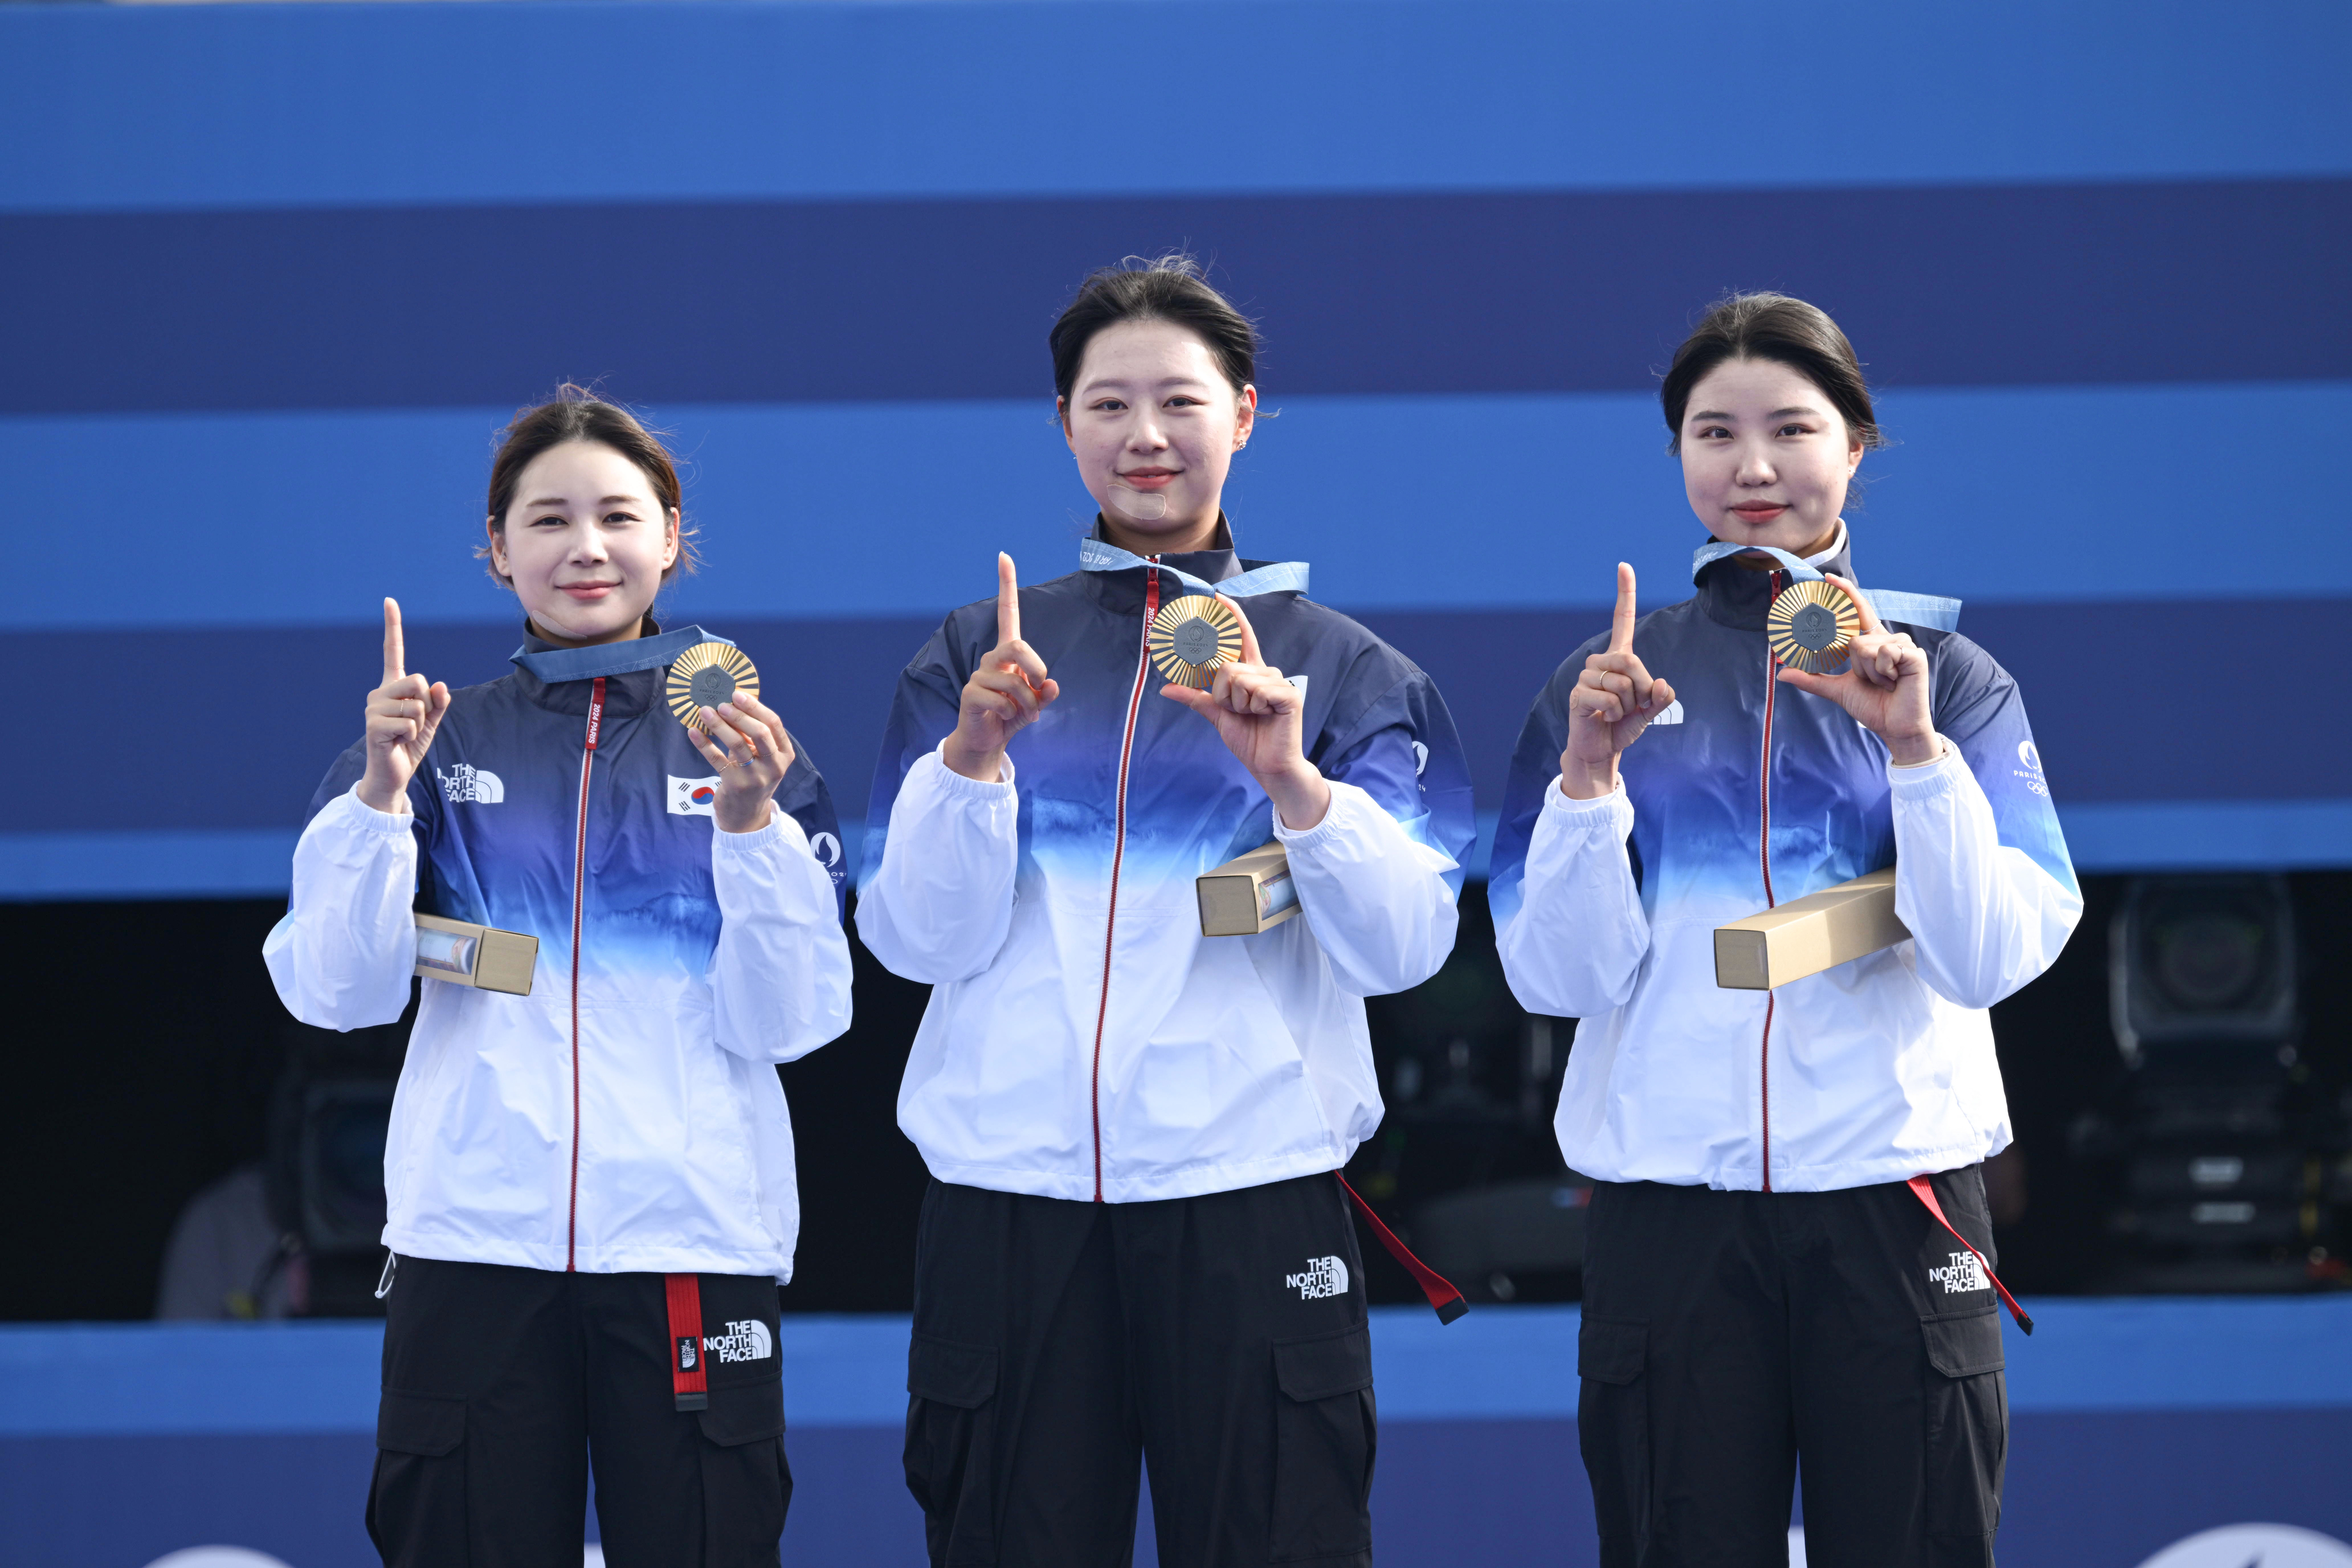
[1713,868,1909,990]
[1197,842,1301,937]
[413,914,540,996]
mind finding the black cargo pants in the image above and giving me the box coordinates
[369,1255,792,1568]
[904,1173,1377,1568]
[1578,1167,2010,1568]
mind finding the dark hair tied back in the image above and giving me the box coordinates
[480,385,699,588]
[1660,293,1885,456]
[1050,255,1259,410]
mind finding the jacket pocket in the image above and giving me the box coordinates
[1576,1319,1650,1560]
[369,1390,467,1564]
[1921,1305,2007,1537]
[904,1334,1001,1557]
[907,1333,998,1409]
[1269,1325,1375,1562]
[376,1390,465,1456]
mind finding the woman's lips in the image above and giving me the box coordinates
[1117,470,1177,490]
[1730,504,1789,523]
[560,583,618,600]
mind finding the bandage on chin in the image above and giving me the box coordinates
[1112,485,1169,521]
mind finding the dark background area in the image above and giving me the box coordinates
[4,872,2346,1322]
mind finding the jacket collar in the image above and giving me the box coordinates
[1695,522,1855,631]
[509,617,720,716]
[1080,514,1261,614]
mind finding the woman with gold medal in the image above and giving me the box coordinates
[858,258,1478,1567]
[263,389,853,1565]
[1488,295,2082,1567]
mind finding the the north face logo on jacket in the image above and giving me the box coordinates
[1928,1250,1990,1295]
[436,763,503,804]
[1285,1256,1350,1300]
[703,1319,775,1362]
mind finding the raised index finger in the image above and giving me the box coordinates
[383,597,406,681]
[996,553,1020,648]
[1609,563,1637,654]
[1220,593,1263,667]
[1825,574,1885,636]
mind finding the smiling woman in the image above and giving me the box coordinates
[1488,293,2084,1567]
[857,255,1479,1568]
[259,386,856,1563]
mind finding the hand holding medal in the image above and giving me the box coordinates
[669,641,794,833]
[1771,573,1938,764]
[1158,593,1331,831]
[944,553,1061,783]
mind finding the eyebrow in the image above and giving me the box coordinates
[1080,375,1216,395]
[525,495,645,509]
[1686,405,1823,423]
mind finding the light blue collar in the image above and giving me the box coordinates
[510,624,727,683]
[1689,531,1960,631]
[1078,537,1311,599]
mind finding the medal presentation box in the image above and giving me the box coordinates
[1198,842,1300,937]
[413,914,539,996]
[1714,868,1908,990]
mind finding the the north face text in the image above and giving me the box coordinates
[1928,1249,1990,1295]
[702,1319,775,1363]
[1285,1256,1350,1300]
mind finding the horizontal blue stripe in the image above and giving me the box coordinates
[6,1298,2348,1436]
[2056,799,2352,870]
[0,830,301,902]
[10,386,2348,634]
[8,181,2347,416]
[5,1,2347,215]
[6,798,2346,901]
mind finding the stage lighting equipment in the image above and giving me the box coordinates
[2110,874,2297,1066]
[2080,874,2345,1290]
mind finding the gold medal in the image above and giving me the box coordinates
[1147,594,1244,689]
[664,641,760,730]
[1765,579,1861,673]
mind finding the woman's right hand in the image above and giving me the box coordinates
[358,597,452,815]
[1559,563,1675,800]
[941,554,1060,783]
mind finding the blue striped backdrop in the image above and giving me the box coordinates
[4,0,2347,897]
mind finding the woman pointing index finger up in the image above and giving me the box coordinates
[263,389,853,1563]
[1487,293,2082,1567]
[857,256,1479,1568]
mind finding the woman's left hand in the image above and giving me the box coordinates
[690,691,797,833]
[1160,596,1332,831]
[1773,574,1940,764]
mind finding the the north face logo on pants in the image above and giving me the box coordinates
[1284,1256,1349,1299]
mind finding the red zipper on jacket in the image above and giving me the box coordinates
[1089,565,1160,1203]
[1758,574,1782,1193]
[566,676,605,1270]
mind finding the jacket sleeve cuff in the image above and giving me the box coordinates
[1886,735,1961,794]
[1545,776,1632,821]
[712,803,800,856]
[1270,780,1356,851]
[925,741,1018,799]
[337,783,417,835]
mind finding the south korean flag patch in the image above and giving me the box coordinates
[669,775,721,818]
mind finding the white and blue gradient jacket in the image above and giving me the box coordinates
[1491,534,2080,1193]
[263,625,855,1279]
[858,526,1477,1204]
